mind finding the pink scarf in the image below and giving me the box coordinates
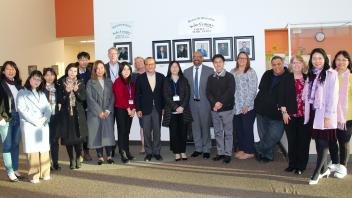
[337,70,350,130]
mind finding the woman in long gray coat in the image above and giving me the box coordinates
[86,60,115,165]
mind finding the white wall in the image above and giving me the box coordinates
[93,0,352,149]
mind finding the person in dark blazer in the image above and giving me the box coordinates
[135,57,165,162]
[254,56,288,163]
[118,47,128,60]
[86,60,115,165]
[183,52,214,159]
[43,68,61,170]
[157,46,167,59]
[113,62,136,163]
[0,61,23,182]
[162,61,192,161]
[57,63,88,170]
[278,55,309,175]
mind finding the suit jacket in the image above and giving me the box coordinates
[86,79,115,148]
[118,51,128,60]
[157,51,167,59]
[16,89,51,153]
[134,72,165,115]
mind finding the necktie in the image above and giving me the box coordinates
[194,66,199,99]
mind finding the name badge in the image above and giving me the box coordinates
[128,100,134,105]
[173,95,180,102]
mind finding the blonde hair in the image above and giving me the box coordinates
[288,55,308,74]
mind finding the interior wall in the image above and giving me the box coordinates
[64,43,96,69]
[0,0,65,80]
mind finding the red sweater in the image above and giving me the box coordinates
[112,77,136,109]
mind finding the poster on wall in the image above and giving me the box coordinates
[51,65,59,76]
[152,40,171,64]
[178,15,227,36]
[111,21,134,41]
[192,38,212,62]
[113,42,133,64]
[234,36,255,60]
[172,39,192,63]
[213,37,233,61]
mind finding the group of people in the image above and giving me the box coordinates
[0,46,350,185]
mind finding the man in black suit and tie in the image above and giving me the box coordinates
[118,47,128,60]
[157,46,167,59]
[135,57,165,162]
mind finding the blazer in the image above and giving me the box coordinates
[162,76,193,127]
[303,69,339,130]
[86,79,115,148]
[278,73,307,115]
[0,80,21,122]
[134,72,165,115]
[16,89,51,153]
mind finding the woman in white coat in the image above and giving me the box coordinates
[17,70,51,184]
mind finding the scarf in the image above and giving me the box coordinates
[4,77,15,85]
[307,68,323,110]
[46,83,56,115]
[65,77,77,116]
[337,70,350,130]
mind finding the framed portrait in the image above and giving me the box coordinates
[192,38,212,62]
[172,39,192,63]
[51,65,59,75]
[152,40,171,64]
[234,36,255,60]
[113,42,133,64]
[28,65,37,76]
[213,37,233,61]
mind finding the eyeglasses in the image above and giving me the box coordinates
[31,78,42,82]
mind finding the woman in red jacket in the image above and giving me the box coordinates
[112,62,136,163]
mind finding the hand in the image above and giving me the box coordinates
[64,82,71,93]
[242,106,248,114]
[130,109,136,117]
[213,106,218,112]
[103,111,110,118]
[73,82,80,92]
[282,113,290,125]
[99,112,105,119]
[214,102,223,110]
[58,104,62,111]
[35,117,46,127]
[176,106,184,113]
[0,119,6,126]
[137,111,143,118]
[324,118,331,128]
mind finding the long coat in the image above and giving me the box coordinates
[86,79,115,148]
[16,89,51,153]
[57,78,88,145]
[162,76,193,127]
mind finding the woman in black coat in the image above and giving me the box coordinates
[162,61,192,161]
[57,63,88,169]
[43,68,61,170]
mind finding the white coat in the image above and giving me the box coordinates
[16,88,51,153]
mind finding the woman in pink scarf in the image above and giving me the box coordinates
[328,50,352,179]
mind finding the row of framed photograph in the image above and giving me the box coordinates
[113,36,255,64]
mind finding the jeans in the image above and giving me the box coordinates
[0,112,21,175]
[255,114,284,160]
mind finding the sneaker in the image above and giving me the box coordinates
[328,161,339,172]
[334,165,347,179]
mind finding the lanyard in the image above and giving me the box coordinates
[172,81,177,96]
[127,83,132,99]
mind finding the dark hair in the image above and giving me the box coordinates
[308,48,330,83]
[91,60,106,80]
[0,61,22,85]
[77,51,90,60]
[64,63,79,77]
[24,70,45,92]
[235,52,251,73]
[118,62,132,84]
[271,56,284,63]
[332,50,352,72]
[43,67,57,84]
[212,54,225,62]
[166,61,183,78]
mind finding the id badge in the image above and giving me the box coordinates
[128,100,134,105]
[173,95,180,102]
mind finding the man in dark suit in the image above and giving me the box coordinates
[104,47,120,83]
[135,57,165,162]
[118,47,128,60]
[177,45,188,58]
[239,42,250,55]
[157,46,167,59]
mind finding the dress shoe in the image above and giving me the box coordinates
[295,169,304,175]
[76,159,82,169]
[154,154,163,161]
[181,153,188,160]
[120,151,129,163]
[191,151,202,157]
[14,172,25,181]
[320,169,331,178]
[309,175,320,185]
[83,152,92,161]
[203,153,210,159]
[107,158,115,164]
[127,152,135,160]
[175,154,181,161]
[223,156,232,164]
[254,152,262,162]
[111,149,116,158]
[144,154,152,162]
[97,159,104,165]
[52,163,61,170]
[285,167,295,172]
[260,157,272,163]
[8,173,19,182]
[213,155,225,161]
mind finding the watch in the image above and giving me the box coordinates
[315,32,325,42]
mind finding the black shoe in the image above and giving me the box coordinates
[295,169,304,175]
[52,163,61,170]
[127,152,135,160]
[254,152,262,162]
[203,153,210,159]
[120,151,129,163]
[76,159,82,169]
[213,155,225,161]
[261,157,272,163]
[223,156,232,164]
[285,167,295,172]
[111,149,116,158]
[97,159,104,165]
[154,154,163,161]
[144,154,152,162]
[191,151,202,157]
[70,160,75,170]
[107,158,115,164]
[14,174,25,181]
